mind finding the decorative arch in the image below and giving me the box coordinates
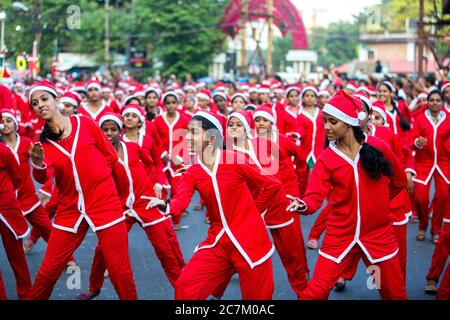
[221,0,309,49]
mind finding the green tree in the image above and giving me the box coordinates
[310,22,359,68]
[272,33,293,72]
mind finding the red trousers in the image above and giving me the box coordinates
[166,172,182,225]
[25,205,52,243]
[0,220,32,299]
[89,217,184,291]
[175,233,274,300]
[0,271,6,300]
[26,219,137,300]
[426,223,450,283]
[436,263,450,300]
[301,245,407,300]
[340,224,407,285]
[29,197,58,243]
[210,215,309,299]
[308,206,330,241]
[414,172,448,235]
[271,214,309,296]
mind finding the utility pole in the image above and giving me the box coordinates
[418,0,425,77]
[240,0,248,77]
[32,0,41,60]
[104,0,111,70]
[267,0,274,76]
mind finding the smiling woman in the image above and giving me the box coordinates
[25,81,138,300]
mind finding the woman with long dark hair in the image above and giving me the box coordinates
[287,90,407,300]
[26,81,137,299]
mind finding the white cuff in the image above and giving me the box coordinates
[174,155,184,164]
[161,150,168,159]
[154,183,163,190]
[405,169,417,176]
[32,161,47,170]
[294,196,308,212]
[38,189,52,198]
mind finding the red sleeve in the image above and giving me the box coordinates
[5,149,22,190]
[148,140,166,185]
[301,158,332,215]
[168,168,196,218]
[32,155,54,185]
[238,163,283,213]
[86,117,118,168]
[282,136,308,196]
[376,140,407,200]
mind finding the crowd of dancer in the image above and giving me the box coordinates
[0,65,449,300]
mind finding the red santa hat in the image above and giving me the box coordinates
[122,104,146,123]
[1,108,19,129]
[300,86,318,99]
[244,104,257,111]
[257,83,271,94]
[271,81,285,95]
[69,81,87,94]
[440,80,450,94]
[248,85,258,93]
[195,82,206,90]
[228,110,253,138]
[114,89,125,96]
[102,86,112,93]
[99,112,123,130]
[318,90,331,97]
[193,110,226,138]
[123,95,139,106]
[162,91,179,103]
[86,80,102,92]
[371,100,387,123]
[231,93,248,104]
[323,90,363,126]
[29,81,58,100]
[417,91,428,100]
[213,91,227,101]
[285,84,302,97]
[183,84,197,93]
[366,85,377,96]
[215,82,226,92]
[345,80,358,92]
[240,83,250,91]
[253,104,276,124]
[118,80,129,89]
[0,111,4,131]
[381,81,396,93]
[60,92,81,107]
[145,87,161,98]
[196,89,212,102]
[354,91,372,111]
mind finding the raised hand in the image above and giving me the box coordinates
[29,142,45,167]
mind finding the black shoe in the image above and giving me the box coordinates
[334,280,346,292]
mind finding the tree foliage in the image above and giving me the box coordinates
[2,0,227,77]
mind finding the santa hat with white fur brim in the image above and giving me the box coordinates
[192,110,226,138]
[300,86,318,99]
[440,80,450,94]
[1,109,19,128]
[86,80,102,92]
[253,105,276,124]
[29,81,58,101]
[323,90,362,126]
[228,110,253,138]
[99,112,123,130]
[122,104,146,123]
[371,100,387,123]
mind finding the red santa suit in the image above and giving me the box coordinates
[409,109,450,236]
[27,114,137,300]
[0,142,32,299]
[295,107,326,168]
[297,91,407,300]
[154,111,189,224]
[383,99,412,146]
[5,133,52,243]
[170,149,277,300]
[77,101,111,122]
[88,141,184,293]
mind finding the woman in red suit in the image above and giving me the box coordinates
[0,118,32,299]
[0,110,52,247]
[287,90,407,300]
[408,90,449,243]
[26,81,137,300]
[76,113,184,299]
[143,110,279,300]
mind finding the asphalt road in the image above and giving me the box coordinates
[0,191,445,300]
